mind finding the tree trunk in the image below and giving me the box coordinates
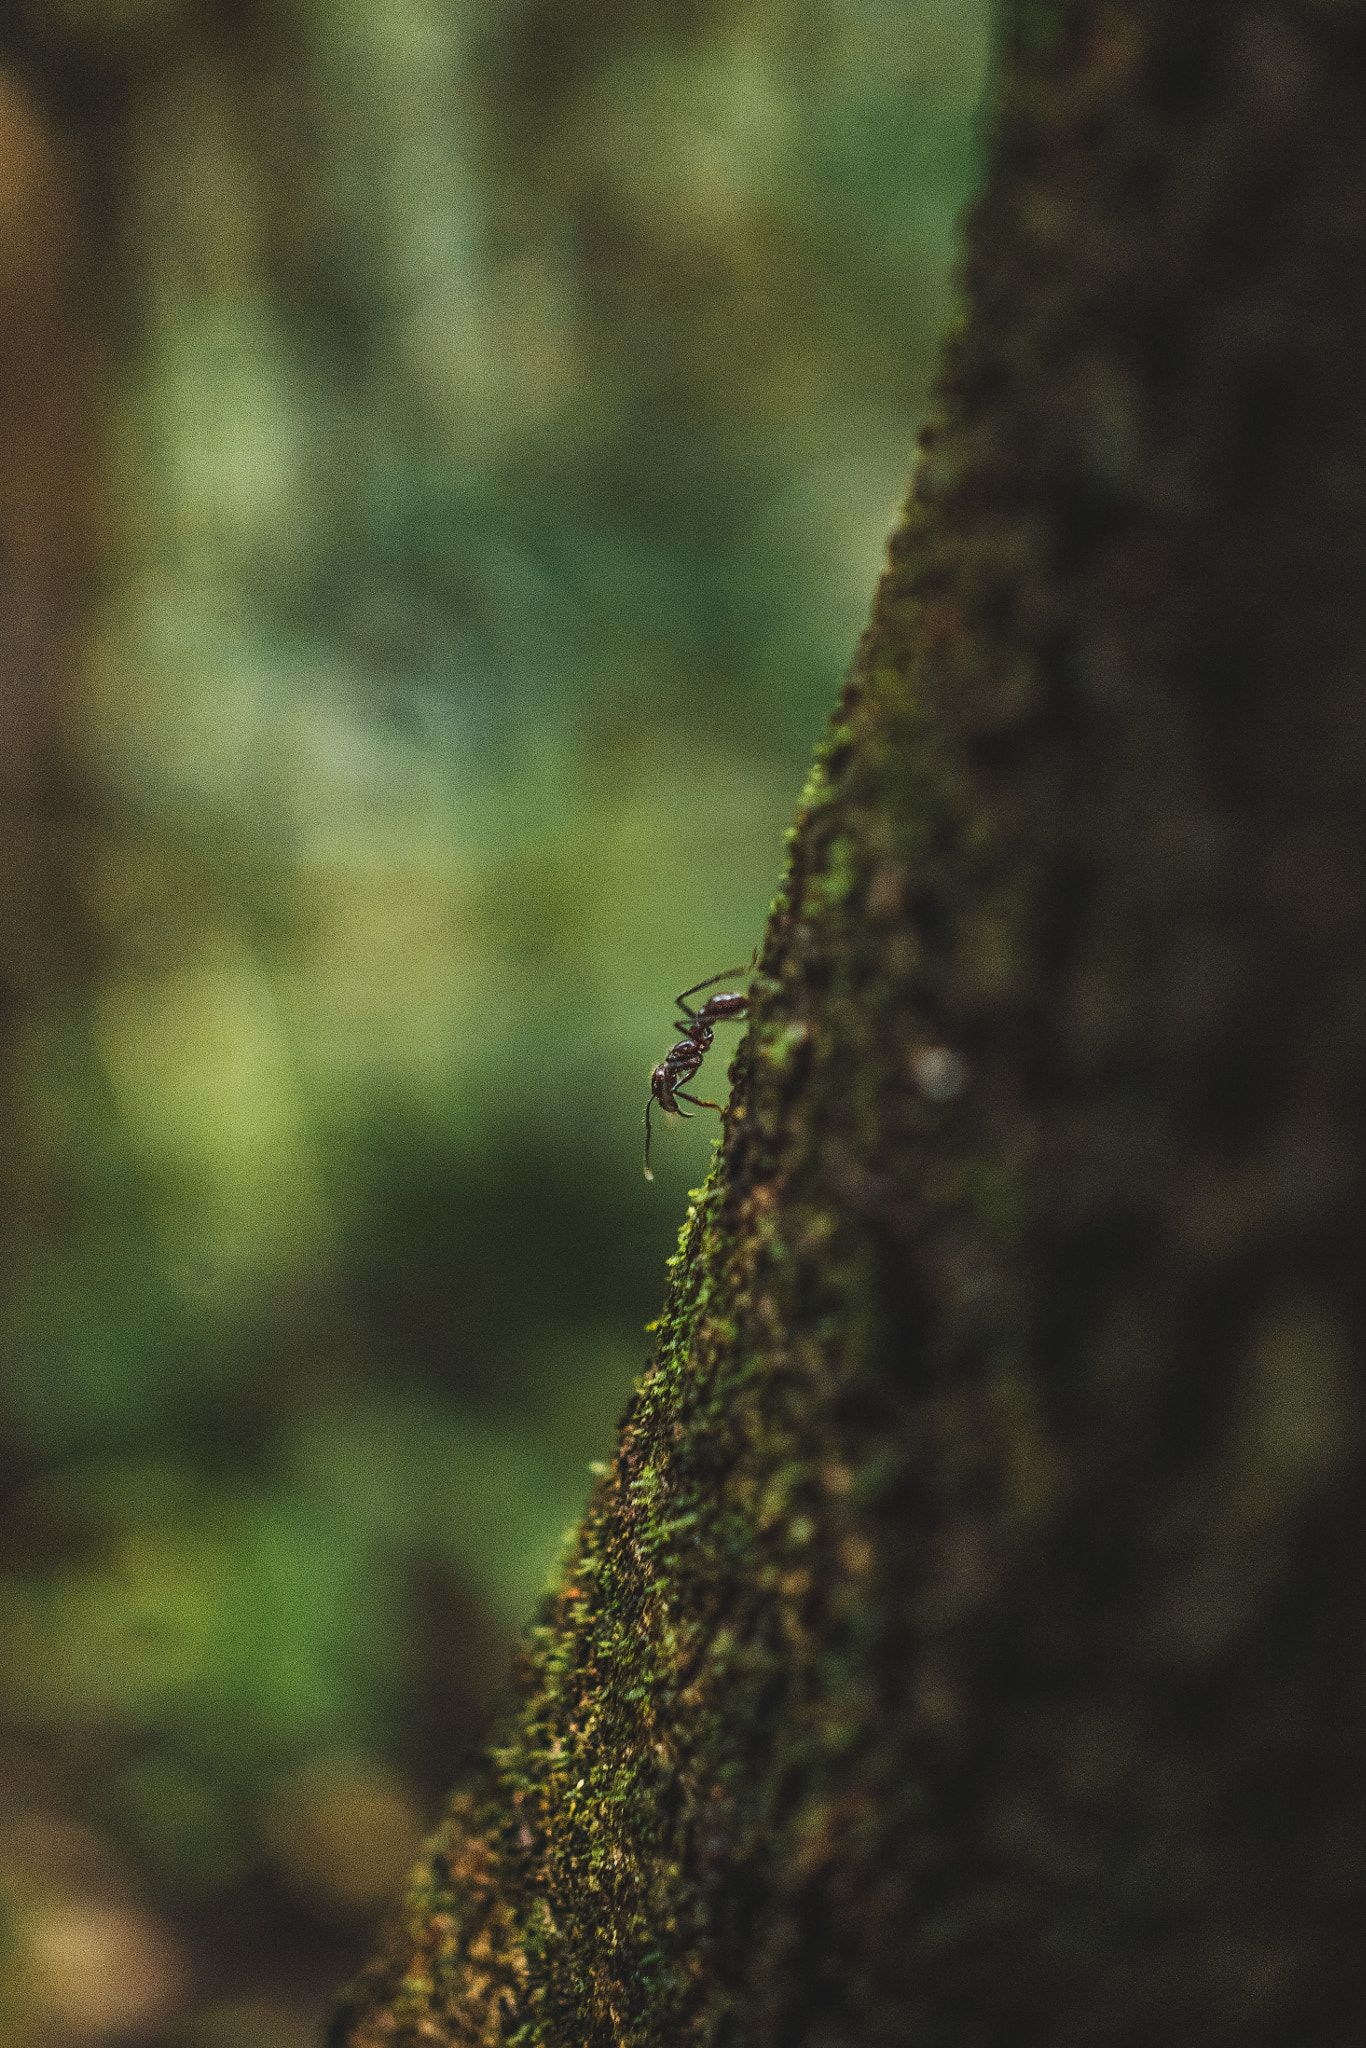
[0,56,100,1243]
[334,3,1366,2041]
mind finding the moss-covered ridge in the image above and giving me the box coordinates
[328,406,997,2046]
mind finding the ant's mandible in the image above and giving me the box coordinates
[644,967,750,1180]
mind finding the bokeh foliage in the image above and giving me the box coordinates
[0,0,992,2033]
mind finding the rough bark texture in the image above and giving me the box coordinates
[331,3,1366,2042]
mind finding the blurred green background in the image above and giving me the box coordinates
[0,1,993,2039]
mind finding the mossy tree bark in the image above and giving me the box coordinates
[334,3,1366,2042]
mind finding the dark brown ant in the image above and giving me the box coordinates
[644,968,750,1180]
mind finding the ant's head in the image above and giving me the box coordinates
[699,992,747,1021]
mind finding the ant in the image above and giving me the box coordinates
[644,967,751,1180]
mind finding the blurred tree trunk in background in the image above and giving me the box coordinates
[333,2,1366,2043]
[0,61,98,1268]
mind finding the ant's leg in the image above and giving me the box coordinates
[643,1097,692,1180]
[675,1091,722,1112]
[645,1093,695,1178]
